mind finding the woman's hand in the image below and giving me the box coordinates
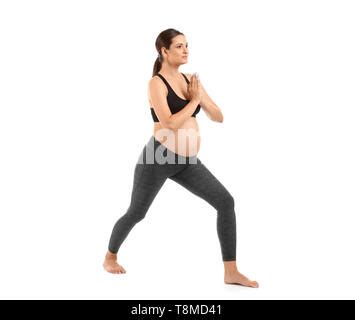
[187,73,203,103]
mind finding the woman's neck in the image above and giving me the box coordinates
[159,65,181,78]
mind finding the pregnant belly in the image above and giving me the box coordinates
[153,117,201,157]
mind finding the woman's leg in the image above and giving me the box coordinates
[169,158,236,261]
[169,158,258,287]
[104,162,168,274]
[109,163,167,253]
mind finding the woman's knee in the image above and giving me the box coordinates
[216,193,235,211]
[125,203,149,222]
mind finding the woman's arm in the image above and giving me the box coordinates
[186,73,224,122]
[149,76,201,130]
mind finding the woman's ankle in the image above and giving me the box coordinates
[223,260,238,273]
[105,250,117,261]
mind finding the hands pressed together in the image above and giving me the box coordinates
[187,73,203,103]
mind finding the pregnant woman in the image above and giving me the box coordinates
[103,28,258,288]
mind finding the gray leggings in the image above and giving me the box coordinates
[108,135,236,261]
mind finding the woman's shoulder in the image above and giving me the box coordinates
[147,75,168,98]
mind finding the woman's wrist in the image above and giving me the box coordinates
[190,97,200,105]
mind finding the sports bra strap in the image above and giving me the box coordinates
[181,73,190,84]
[157,73,190,86]
[156,73,170,88]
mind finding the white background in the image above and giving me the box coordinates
[1,0,354,300]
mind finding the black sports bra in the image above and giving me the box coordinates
[150,72,201,123]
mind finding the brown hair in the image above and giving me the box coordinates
[152,28,184,77]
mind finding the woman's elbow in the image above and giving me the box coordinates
[216,114,224,122]
[212,111,223,123]
[161,118,177,131]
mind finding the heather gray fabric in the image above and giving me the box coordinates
[108,136,236,261]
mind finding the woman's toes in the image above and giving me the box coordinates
[103,260,126,274]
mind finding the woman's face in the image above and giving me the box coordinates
[164,35,189,65]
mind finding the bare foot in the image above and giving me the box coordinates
[103,251,126,274]
[224,271,259,288]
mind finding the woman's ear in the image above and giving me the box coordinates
[161,47,168,57]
